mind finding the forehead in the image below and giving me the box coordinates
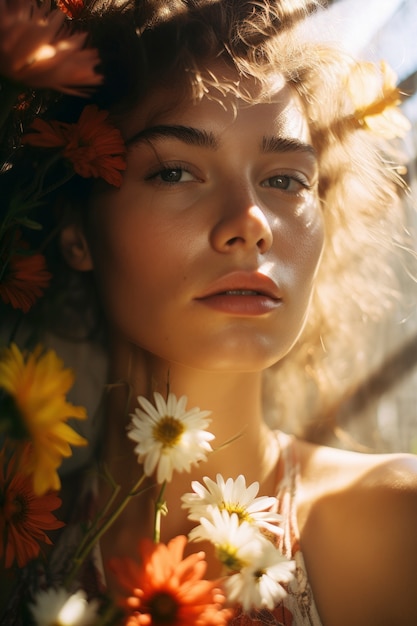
[117,71,311,144]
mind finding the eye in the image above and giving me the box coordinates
[261,174,309,193]
[147,166,196,184]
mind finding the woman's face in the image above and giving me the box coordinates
[87,74,324,372]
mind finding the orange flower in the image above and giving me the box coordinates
[0,0,101,96]
[0,251,51,313]
[109,535,230,626]
[24,105,127,187]
[0,446,65,569]
[56,0,85,19]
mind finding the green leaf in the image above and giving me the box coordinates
[17,217,43,231]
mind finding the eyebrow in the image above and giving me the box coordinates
[262,135,317,159]
[127,125,219,149]
[127,123,317,160]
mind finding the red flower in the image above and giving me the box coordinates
[0,0,101,96]
[24,105,127,187]
[0,446,65,569]
[56,0,85,19]
[109,535,231,626]
[0,251,51,313]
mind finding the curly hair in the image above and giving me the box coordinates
[14,0,413,439]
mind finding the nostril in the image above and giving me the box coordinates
[226,236,243,246]
[224,235,269,251]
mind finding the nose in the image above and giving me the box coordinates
[210,191,273,255]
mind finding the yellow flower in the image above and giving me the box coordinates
[0,344,87,495]
[348,60,411,139]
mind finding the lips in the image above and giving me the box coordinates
[195,271,282,316]
[196,271,282,300]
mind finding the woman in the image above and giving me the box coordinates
[1,1,417,625]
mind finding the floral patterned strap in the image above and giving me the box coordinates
[272,431,324,626]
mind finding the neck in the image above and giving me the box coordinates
[103,337,280,488]
[97,336,281,574]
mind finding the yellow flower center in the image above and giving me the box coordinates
[219,501,251,524]
[11,495,26,517]
[0,390,28,440]
[148,591,179,623]
[216,544,246,571]
[153,416,184,447]
[5,494,28,524]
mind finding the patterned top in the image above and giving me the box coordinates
[230,431,323,626]
[0,431,324,626]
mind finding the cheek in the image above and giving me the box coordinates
[92,234,158,309]
[299,203,324,283]
[88,205,194,330]
[277,197,324,292]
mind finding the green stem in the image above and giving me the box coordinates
[64,473,147,589]
[70,482,121,571]
[34,165,74,200]
[0,165,74,253]
[10,156,72,211]
[153,481,167,543]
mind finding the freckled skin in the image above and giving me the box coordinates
[88,81,323,372]
[82,71,417,626]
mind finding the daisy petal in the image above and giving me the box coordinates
[128,392,214,484]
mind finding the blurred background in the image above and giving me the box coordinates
[318,0,417,453]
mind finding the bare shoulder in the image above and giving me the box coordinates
[295,439,417,626]
[298,438,417,494]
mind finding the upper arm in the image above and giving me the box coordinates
[301,453,417,626]
[370,455,417,626]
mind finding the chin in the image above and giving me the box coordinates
[174,346,292,373]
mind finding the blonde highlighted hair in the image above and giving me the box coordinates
[36,0,416,437]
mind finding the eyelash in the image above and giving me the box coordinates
[145,162,197,185]
[261,173,312,193]
[145,162,313,194]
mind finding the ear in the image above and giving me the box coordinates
[60,224,93,271]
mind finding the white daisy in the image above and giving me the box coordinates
[128,392,214,483]
[30,588,99,626]
[189,507,267,572]
[224,540,295,612]
[182,474,283,536]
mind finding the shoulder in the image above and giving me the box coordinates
[296,438,417,500]
[296,440,417,626]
